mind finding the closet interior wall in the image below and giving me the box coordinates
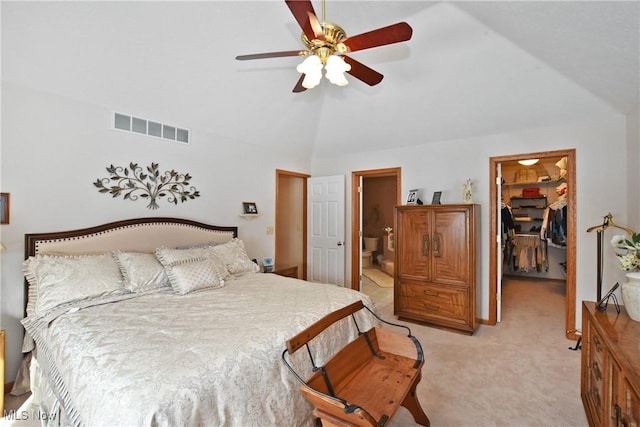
[501,157,567,280]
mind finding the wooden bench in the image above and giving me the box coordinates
[282,300,430,427]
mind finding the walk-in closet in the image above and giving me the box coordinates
[500,156,569,282]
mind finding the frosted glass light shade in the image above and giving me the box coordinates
[325,55,351,86]
[296,55,352,89]
[297,56,323,89]
[518,159,539,166]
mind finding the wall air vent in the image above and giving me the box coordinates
[113,112,190,144]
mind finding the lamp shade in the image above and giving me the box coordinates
[518,159,539,166]
[296,54,352,89]
[324,55,351,86]
[297,56,323,89]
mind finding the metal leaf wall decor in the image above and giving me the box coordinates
[94,162,200,210]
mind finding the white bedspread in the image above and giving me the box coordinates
[23,273,377,427]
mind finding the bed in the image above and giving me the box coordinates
[19,217,377,426]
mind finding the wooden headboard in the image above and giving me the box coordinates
[23,217,238,314]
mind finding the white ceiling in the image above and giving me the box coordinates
[2,1,638,157]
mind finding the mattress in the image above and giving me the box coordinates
[23,273,377,426]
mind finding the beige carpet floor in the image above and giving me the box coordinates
[362,276,588,427]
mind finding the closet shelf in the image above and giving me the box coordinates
[512,205,546,209]
[503,178,565,187]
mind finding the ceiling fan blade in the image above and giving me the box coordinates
[285,0,317,41]
[236,50,304,61]
[307,11,324,39]
[342,56,384,86]
[342,22,413,53]
[293,74,307,93]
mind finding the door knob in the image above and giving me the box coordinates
[337,241,343,246]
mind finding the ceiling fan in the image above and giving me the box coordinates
[235,0,413,93]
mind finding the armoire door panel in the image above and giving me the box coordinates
[398,211,430,278]
[432,210,470,285]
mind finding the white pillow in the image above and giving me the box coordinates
[155,245,229,278]
[23,253,126,318]
[162,257,226,295]
[114,252,170,292]
[210,239,260,276]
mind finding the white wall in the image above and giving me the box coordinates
[627,105,640,230]
[311,113,630,330]
[0,82,311,380]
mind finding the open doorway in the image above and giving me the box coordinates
[350,168,401,302]
[489,149,577,340]
[275,169,309,279]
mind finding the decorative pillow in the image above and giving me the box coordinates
[162,257,225,295]
[211,238,260,276]
[114,252,170,292]
[155,245,229,278]
[23,253,126,318]
[173,241,222,250]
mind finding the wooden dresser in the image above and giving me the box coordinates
[394,204,478,334]
[581,301,640,427]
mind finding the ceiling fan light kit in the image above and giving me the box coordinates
[235,0,413,93]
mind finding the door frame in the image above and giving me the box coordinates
[488,149,578,340]
[350,167,402,290]
[275,169,309,279]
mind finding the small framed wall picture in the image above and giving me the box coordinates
[0,193,9,224]
[242,202,258,215]
[431,191,442,205]
[406,189,419,205]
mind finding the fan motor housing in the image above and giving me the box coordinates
[302,21,348,53]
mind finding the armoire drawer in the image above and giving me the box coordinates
[398,282,469,325]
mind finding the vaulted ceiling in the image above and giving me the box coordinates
[2,1,638,158]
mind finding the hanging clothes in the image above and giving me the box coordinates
[501,204,516,265]
[544,196,568,247]
[512,234,548,272]
[501,204,515,234]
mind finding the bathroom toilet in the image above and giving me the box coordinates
[362,250,373,267]
[364,237,379,252]
[362,237,380,268]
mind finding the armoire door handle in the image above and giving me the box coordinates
[433,234,441,257]
[423,233,430,256]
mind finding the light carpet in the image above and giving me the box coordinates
[363,267,394,288]
[361,276,588,427]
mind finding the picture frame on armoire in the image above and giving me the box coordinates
[431,191,442,205]
[406,189,419,205]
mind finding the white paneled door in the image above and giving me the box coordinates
[307,175,345,286]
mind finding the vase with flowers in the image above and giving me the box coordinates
[611,232,640,321]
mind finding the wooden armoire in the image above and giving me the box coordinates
[394,204,478,334]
